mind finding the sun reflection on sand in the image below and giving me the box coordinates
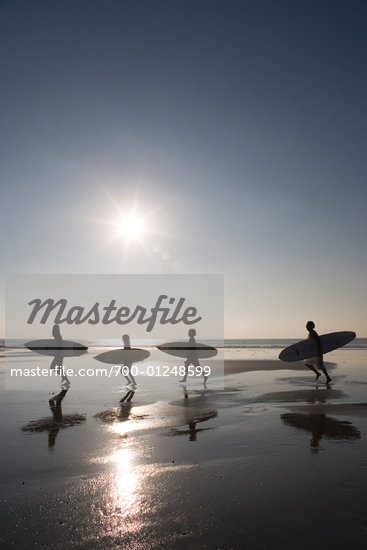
[108,416,156,436]
[109,446,140,517]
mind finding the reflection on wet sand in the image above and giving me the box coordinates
[109,446,141,519]
[168,410,218,441]
[94,390,219,527]
[252,387,345,404]
[92,390,148,528]
[21,376,86,448]
[94,393,219,447]
[284,403,367,417]
[281,412,361,450]
[94,390,150,434]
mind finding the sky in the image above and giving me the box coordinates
[1,0,366,338]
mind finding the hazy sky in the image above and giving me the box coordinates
[1,0,366,338]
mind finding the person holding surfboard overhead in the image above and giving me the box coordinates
[305,321,332,384]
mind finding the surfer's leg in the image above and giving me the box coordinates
[318,356,332,384]
[50,356,58,370]
[121,364,134,385]
[179,360,189,383]
[305,358,321,381]
[129,368,137,386]
[196,359,207,384]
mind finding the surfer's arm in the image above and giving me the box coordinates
[309,331,322,356]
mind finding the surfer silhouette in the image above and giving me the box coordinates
[305,321,332,384]
[179,329,208,384]
[121,334,137,387]
[50,324,64,371]
[94,334,149,389]
[52,324,63,342]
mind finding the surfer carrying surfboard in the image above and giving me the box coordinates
[50,324,64,371]
[121,334,137,387]
[305,321,332,384]
[179,328,208,384]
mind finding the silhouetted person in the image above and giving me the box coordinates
[122,334,137,386]
[179,329,208,384]
[50,324,64,371]
[305,321,332,384]
[52,324,62,342]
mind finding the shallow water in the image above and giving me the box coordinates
[1,348,367,549]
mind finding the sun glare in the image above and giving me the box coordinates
[117,215,146,240]
[95,190,173,266]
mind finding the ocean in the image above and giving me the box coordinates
[2,337,366,349]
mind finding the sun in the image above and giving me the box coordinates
[94,189,171,264]
[117,214,146,240]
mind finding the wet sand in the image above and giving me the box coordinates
[1,348,367,549]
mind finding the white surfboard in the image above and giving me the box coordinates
[279,331,356,362]
[94,348,150,365]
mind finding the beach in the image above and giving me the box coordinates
[1,345,367,549]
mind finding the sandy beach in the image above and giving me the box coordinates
[0,346,366,549]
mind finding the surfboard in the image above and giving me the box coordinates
[94,348,150,365]
[157,341,218,359]
[279,331,356,362]
[25,339,88,357]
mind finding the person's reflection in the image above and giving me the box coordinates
[47,387,69,448]
[21,375,85,449]
[94,389,137,425]
[281,412,361,450]
[169,410,218,441]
